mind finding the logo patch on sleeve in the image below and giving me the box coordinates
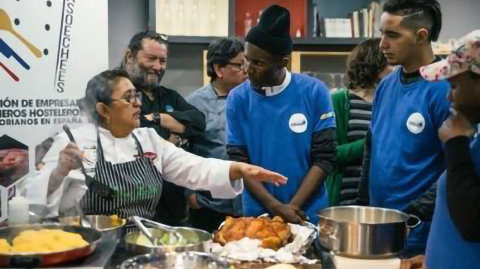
[320,112,335,120]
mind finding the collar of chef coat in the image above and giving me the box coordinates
[261,69,292,97]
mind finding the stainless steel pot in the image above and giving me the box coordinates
[59,215,127,242]
[120,252,230,269]
[124,227,212,255]
[317,206,421,259]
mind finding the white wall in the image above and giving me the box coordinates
[108,0,149,68]
[438,0,480,41]
[379,0,480,41]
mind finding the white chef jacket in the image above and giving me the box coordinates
[24,124,243,216]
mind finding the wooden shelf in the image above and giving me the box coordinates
[168,36,225,44]
[168,36,365,46]
[293,37,365,45]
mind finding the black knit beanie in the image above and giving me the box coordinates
[245,5,292,56]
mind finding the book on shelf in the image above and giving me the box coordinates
[312,3,320,37]
[371,1,382,37]
[361,8,369,38]
[324,18,352,38]
[308,0,382,40]
[351,11,360,38]
[358,10,365,38]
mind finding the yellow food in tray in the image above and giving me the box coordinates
[0,229,89,253]
[0,239,10,252]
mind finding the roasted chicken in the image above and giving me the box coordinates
[214,216,292,250]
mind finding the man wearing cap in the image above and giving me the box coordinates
[358,0,451,255]
[226,5,337,224]
[416,30,480,269]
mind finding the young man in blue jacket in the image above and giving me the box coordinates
[226,5,336,224]
[358,0,450,256]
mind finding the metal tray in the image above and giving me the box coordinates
[0,224,102,267]
[120,252,230,269]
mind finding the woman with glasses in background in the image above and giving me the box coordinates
[24,69,286,218]
[186,38,247,232]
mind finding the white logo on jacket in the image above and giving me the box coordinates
[289,113,308,133]
[406,112,426,134]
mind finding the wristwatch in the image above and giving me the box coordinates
[153,112,161,124]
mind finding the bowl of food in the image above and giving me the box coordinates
[59,215,126,241]
[0,224,101,267]
[120,252,231,269]
[124,226,211,255]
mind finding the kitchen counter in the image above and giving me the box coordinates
[0,230,336,269]
[103,239,337,269]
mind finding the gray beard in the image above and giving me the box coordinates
[128,63,161,90]
[133,76,160,90]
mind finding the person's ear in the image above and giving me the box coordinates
[125,49,133,67]
[415,28,430,44]
[214,63,224,79]
[281,56,290,68]
[95,103,110,123]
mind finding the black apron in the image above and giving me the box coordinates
[80,131,163,219]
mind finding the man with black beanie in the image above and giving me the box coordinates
[226,5,337,224]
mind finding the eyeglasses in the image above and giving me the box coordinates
[158,33,169,42]
[226,62,246,71]
[112,91,142,103]
[138,30,169,43]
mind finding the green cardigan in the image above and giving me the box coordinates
[326,89,366,206]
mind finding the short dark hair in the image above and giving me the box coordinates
[79,69,131,121]
[347,38,388,90]
[383,0,442,42]
[128,29,168,56]
[207,38,244,81]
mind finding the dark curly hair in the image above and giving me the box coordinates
[207,38,244,82]
[78,69,131,122]
[383,0,442,42]
[346,38,388,90]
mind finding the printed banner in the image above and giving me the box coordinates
[0,0,109,221]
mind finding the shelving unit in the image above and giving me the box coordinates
[148,0,373,93]
[169,36,365,46]
[168,36,223,44]
[293,38,364,46]
[290,51,351,73]
[152,0,372,46]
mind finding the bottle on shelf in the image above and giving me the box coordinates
[296,29,302,38]
[191,0,200,36]
[163,0,172,35]
[257,10,263,25]
[177,0,186,35]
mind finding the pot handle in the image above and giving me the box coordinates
[9,255,42,268]
[407,214,422,229]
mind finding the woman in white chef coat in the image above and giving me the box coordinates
[24,69,286,218]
